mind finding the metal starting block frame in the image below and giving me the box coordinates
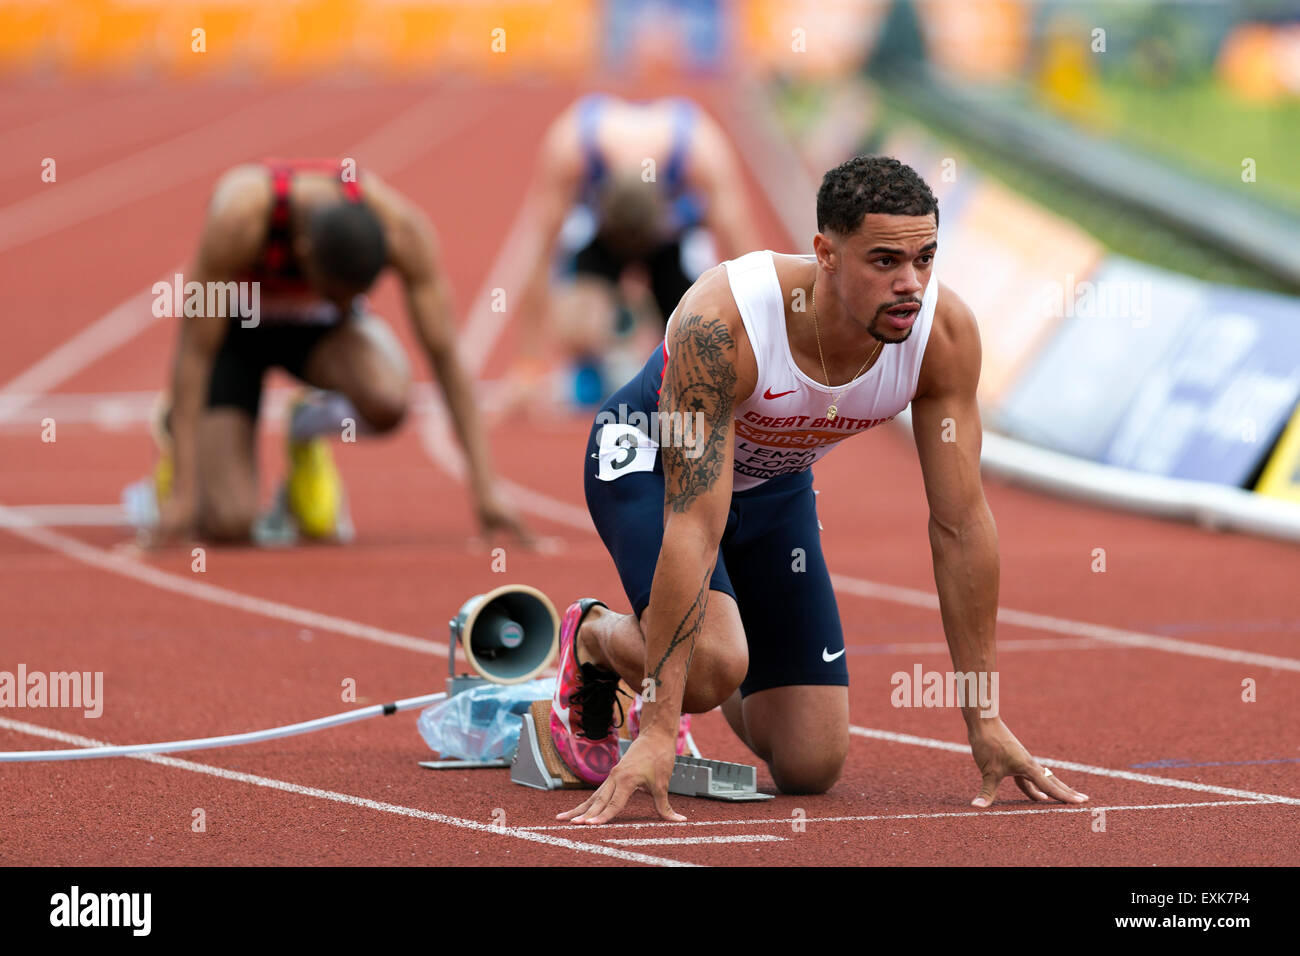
[510,705,773,802]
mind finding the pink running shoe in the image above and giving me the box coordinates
[626,693,693,756]
[550,599,627,785]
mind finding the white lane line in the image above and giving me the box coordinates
[998,603,1300,673]
[0,287,162,420]
[0,88,168,169]
[717,80,820,246]
[458,200,539,376]
[0,505,447,658]
[346,87,507,178]
[831,575,1300,674]
[526,800,1274,831]
[849,725,1300,805]
[0,504,127,527]
[0,716,695,868]
[605,835,787,846]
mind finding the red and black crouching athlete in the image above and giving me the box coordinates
[153,158,530,546]
[545,156,1090,822]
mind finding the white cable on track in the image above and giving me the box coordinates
[0,692,446,763]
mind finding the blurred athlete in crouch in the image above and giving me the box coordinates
[508,94,760,407]
[153,158,530,545]
[550,156,1091,822]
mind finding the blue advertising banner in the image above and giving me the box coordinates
[1104,281,1300,485]
[995,257,1300,487]
[993,258,1203,461]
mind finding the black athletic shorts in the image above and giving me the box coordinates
[569,232,695,326]
[583,346,850,697]
[206,320,337,419]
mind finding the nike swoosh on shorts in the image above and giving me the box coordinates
[822,647,846,662]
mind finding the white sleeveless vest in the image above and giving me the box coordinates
[721,250,938,491]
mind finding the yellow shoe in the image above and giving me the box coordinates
[286,436,343,539]
[149,391,174,504]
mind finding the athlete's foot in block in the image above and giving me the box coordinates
[550,599,626,785]
[574,604,611,670]
[572,605,693,755]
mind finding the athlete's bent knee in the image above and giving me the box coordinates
[769,745,848,795]
[681,648,748,714]
[357,393,407,433]
[200,502,256,542]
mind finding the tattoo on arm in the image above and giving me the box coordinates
[648,568,712,691]
[661,313,736,514]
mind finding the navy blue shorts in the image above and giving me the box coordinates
[583,348,849,697]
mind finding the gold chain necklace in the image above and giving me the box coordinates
[811,279,882,421]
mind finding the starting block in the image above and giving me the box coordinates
[511,700,773,801]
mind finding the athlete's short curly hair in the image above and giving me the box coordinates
[307,200,388,290]
[816,156,938,235]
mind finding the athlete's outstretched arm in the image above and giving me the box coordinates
[513,110,583,366]
[560,296,739,825]
[912,289,1087,809]
[379,185,532,545]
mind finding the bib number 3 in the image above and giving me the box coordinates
[595,422,658,481]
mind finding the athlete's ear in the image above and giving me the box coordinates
[812,231,837,274]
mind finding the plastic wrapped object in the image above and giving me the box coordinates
[417,678,554,761]
[121,477,159,531]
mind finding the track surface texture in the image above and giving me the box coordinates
[2,79,1297,867]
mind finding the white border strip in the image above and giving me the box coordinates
[980,415,1300,544]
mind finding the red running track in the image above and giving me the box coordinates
[0,78,1297,867]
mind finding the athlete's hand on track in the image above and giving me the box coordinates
[968,717,1089,808]
[147,494,196,548]
[472,490,537,549]
[557,731,685,825]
